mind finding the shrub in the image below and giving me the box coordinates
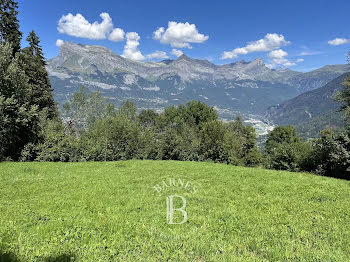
[311,129,350,179]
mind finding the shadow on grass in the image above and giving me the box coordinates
[44,254,75,262]
[0,251,75,262]
[0,251,20,262]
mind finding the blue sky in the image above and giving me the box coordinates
[18,0,350,71]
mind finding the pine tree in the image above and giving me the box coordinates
[21,31,58,119]
[0,43,40,160]
[0,0,22,55]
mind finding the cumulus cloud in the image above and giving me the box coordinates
[122,32,145,61]
[108,28,125,42]
[268,49,295,66]
[171,49,183,57]
[58,12,125,42]
[58,12,113,39]
[221,33,290,59]
[153,21,209,48]
[267,49,304,67]
[268,49,288,59]
[146,51,169,60]
[56,39,64,47]
[328,38,350,46]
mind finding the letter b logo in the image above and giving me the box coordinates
[166,195,187,224]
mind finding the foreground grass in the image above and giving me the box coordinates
[0,160,350,261]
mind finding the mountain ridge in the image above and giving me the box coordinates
[265,73,349,137]
[47,41,350,119]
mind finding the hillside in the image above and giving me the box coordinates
[265,73,349,137]
[47,42,350,117]
[1,160,350,261]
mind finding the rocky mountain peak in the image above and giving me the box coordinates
[251,58,264,65]
[177,54,190,60]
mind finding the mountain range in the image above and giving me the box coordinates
[265,73,349,138]
[47,42,350,134]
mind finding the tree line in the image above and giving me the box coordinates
[0,0,349,180]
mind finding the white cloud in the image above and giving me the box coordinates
[122,32,145,61]
[282,61,296,67]
[122,33,169,61]
[58,13,114,39]
[58,12,125,42]
[56,39,64,47]
[268,49,288,59]
[298,51,322,56]
[267,49,304,67]
[268,49,294,66]
[153,21,209,48]
[221,33,290,59]
[268,49,304,68]
[146,51,169,60]
[108,28,125,42]
[171,49,183,57]
[328,38,350,46]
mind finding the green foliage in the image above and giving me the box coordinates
[81,114,142,161]
[310,129,350,179]
[0,43,40,160]
[200,120,226,162]
[21,30,58,119]
[31,95,262,166]
[180,100,218,127]
[0,0,22,55]
[0,3,59,161]
[335,75,350,128]
[224,118,262,166]
[63,86,112,132]
[265,126,312,172]
[118,99,137,121]
[138,109,159,129]
[34,119,81,162]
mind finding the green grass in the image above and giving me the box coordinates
[1,160,350,261]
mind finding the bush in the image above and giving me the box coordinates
[311,129,350,179]
[264,126,312,172]
[35,119,81,162]
[81,114,142,161]
[25,97,263,168]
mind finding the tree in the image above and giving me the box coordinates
[138,109,159,129]
[21,31,57,119]
[311,129,350,179]
[182,100,218,127]
[0,0,22,55]
[200,120,226,162]
[34,118,80,162]
[81,114,142,161]
[224,117,261,166]
[118,100,137,121]
[335,75,350,128]
[63,86,109,132]
[0,43,39,160]
[265,126,311,171]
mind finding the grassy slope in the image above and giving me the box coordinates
[0,160,350,261]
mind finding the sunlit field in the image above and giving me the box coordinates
[0,160,350,261]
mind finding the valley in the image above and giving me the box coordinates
[47,42,350,136]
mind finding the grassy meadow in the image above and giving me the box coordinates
[0,160,350,261]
